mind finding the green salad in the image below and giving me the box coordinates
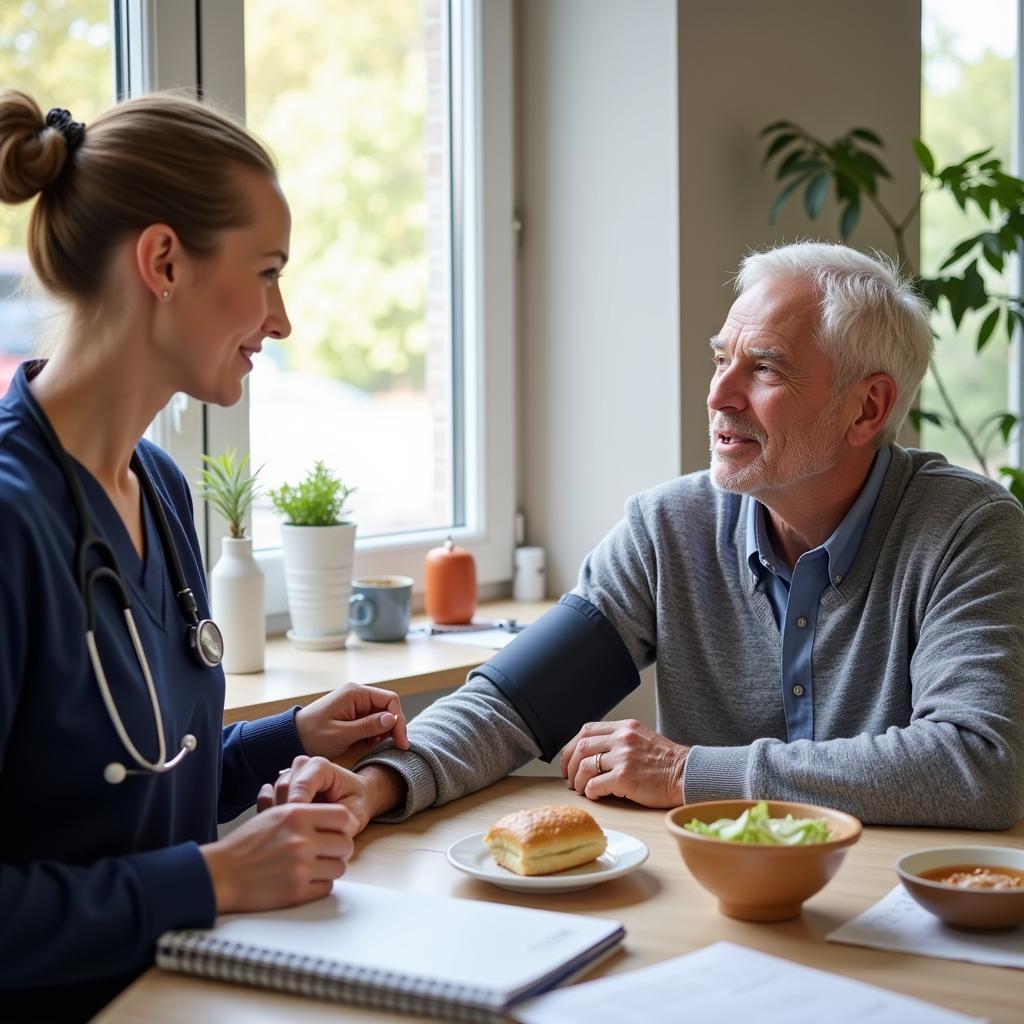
[683,801,830,845]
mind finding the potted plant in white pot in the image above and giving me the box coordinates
[197,448,265,673]
[269,461,356,649]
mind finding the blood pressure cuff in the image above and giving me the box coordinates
[468,593,640,762]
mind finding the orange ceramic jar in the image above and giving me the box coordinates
[424,538,477,625]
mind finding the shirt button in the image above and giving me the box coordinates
[796,616,808,628]
[833,574,843,585]
[792,684,805,697]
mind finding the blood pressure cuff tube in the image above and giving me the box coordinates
[468,593,641,762]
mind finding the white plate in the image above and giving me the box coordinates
[446,828,649,893]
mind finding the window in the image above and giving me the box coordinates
[241,0,456,549]
[151,1,516,617]
[920,0,1019,471]
[0,1,115,396]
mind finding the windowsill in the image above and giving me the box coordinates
[223,598,554,724]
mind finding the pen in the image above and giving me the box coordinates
[414,618,526,636]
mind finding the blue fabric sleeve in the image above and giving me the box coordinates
[470,594,640,761]
[0,843,214,989]
[219,707,306,822]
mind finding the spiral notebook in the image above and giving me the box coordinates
[156,879,625,1021]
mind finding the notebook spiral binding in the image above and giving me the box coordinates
[156,931,508,1022]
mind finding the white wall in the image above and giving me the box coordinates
[677,0,923,471]
[517,0,682,595]
[515,0,922,737]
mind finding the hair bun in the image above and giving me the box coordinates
[0,88,70,204]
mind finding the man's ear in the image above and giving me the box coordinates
[135,224,184,302]
[846,373,898,448]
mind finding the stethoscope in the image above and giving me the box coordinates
[22,372,224,785]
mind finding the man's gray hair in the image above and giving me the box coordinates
[737,241,933,446]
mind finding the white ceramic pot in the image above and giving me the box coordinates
[209,536,265,674]
[280,522,356,649]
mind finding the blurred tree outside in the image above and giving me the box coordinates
[919,6,1016,470]
[244,0,430,394]
[0,0,114,254]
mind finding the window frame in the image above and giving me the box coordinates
[139,0,516,620]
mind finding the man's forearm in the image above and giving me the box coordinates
[358,763,406,819]
[355,676,543,822]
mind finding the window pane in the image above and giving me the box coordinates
[0,2,115,396]
[243,0,454,546]
[920,0,1017,470]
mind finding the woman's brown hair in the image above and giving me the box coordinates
[0,90,276,302]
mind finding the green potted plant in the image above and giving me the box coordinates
[759,120,1024,503]
[269,461,357,648]
[196,449,265,673]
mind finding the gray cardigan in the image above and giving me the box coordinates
[359,447,1024,828]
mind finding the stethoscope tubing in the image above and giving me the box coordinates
[18,365,212,781]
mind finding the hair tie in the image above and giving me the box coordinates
[45,107,86,157]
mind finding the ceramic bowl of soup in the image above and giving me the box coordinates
[665,799,862,922]
[897,846,1024,929]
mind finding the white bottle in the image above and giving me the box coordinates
[513,546,546,602]
[209,536,265,673]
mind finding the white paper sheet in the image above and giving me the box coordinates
[432,627,519,649]
[827,885,1024,970]
[515,941,984,1024]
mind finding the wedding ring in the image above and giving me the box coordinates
[595,750,604,774]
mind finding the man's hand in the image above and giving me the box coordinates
[258,755,405,836]
[560,720,690,808]
[295,683,409,760]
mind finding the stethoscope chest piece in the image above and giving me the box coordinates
[189,618,224,668]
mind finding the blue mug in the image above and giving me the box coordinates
[349,575,414,642]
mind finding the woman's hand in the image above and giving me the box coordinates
[200,800,359,914]
[295,683,409,760]
[257,755,397,837]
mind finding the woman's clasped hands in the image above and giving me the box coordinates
[201,683,408,914]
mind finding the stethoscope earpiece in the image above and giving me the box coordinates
[102,733,198,785]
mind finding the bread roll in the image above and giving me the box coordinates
[484,805,607,876]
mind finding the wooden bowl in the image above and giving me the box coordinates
[665,799,862,922]
[897,847,1024,930]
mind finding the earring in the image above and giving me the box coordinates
[161,289,170,301]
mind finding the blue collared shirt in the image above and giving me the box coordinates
[745,446,892,740]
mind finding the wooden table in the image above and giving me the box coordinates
[97,777,1024,1023]
[223,599,552,724]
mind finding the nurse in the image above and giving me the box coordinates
[0,89,409,1021]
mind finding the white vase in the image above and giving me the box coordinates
[280,523,356,649]
[209,537,266,674]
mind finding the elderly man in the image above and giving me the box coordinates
[316,242,1024,831]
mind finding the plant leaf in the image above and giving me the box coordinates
[839,199,861,239]
[763,132,798,164]
[1000,467,1024,506]
[937,236,978,271]
[850,127,884,147]
[777,148,817,179]
[912,138,935,176]
[981,233,1005,272]
[977,306,1000,352]
[961,259,987,310]
[760,120,795,136]
[962,146,994,164]
[770,175,809,223]
[909,408,943,430]
[804,172,831,219]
